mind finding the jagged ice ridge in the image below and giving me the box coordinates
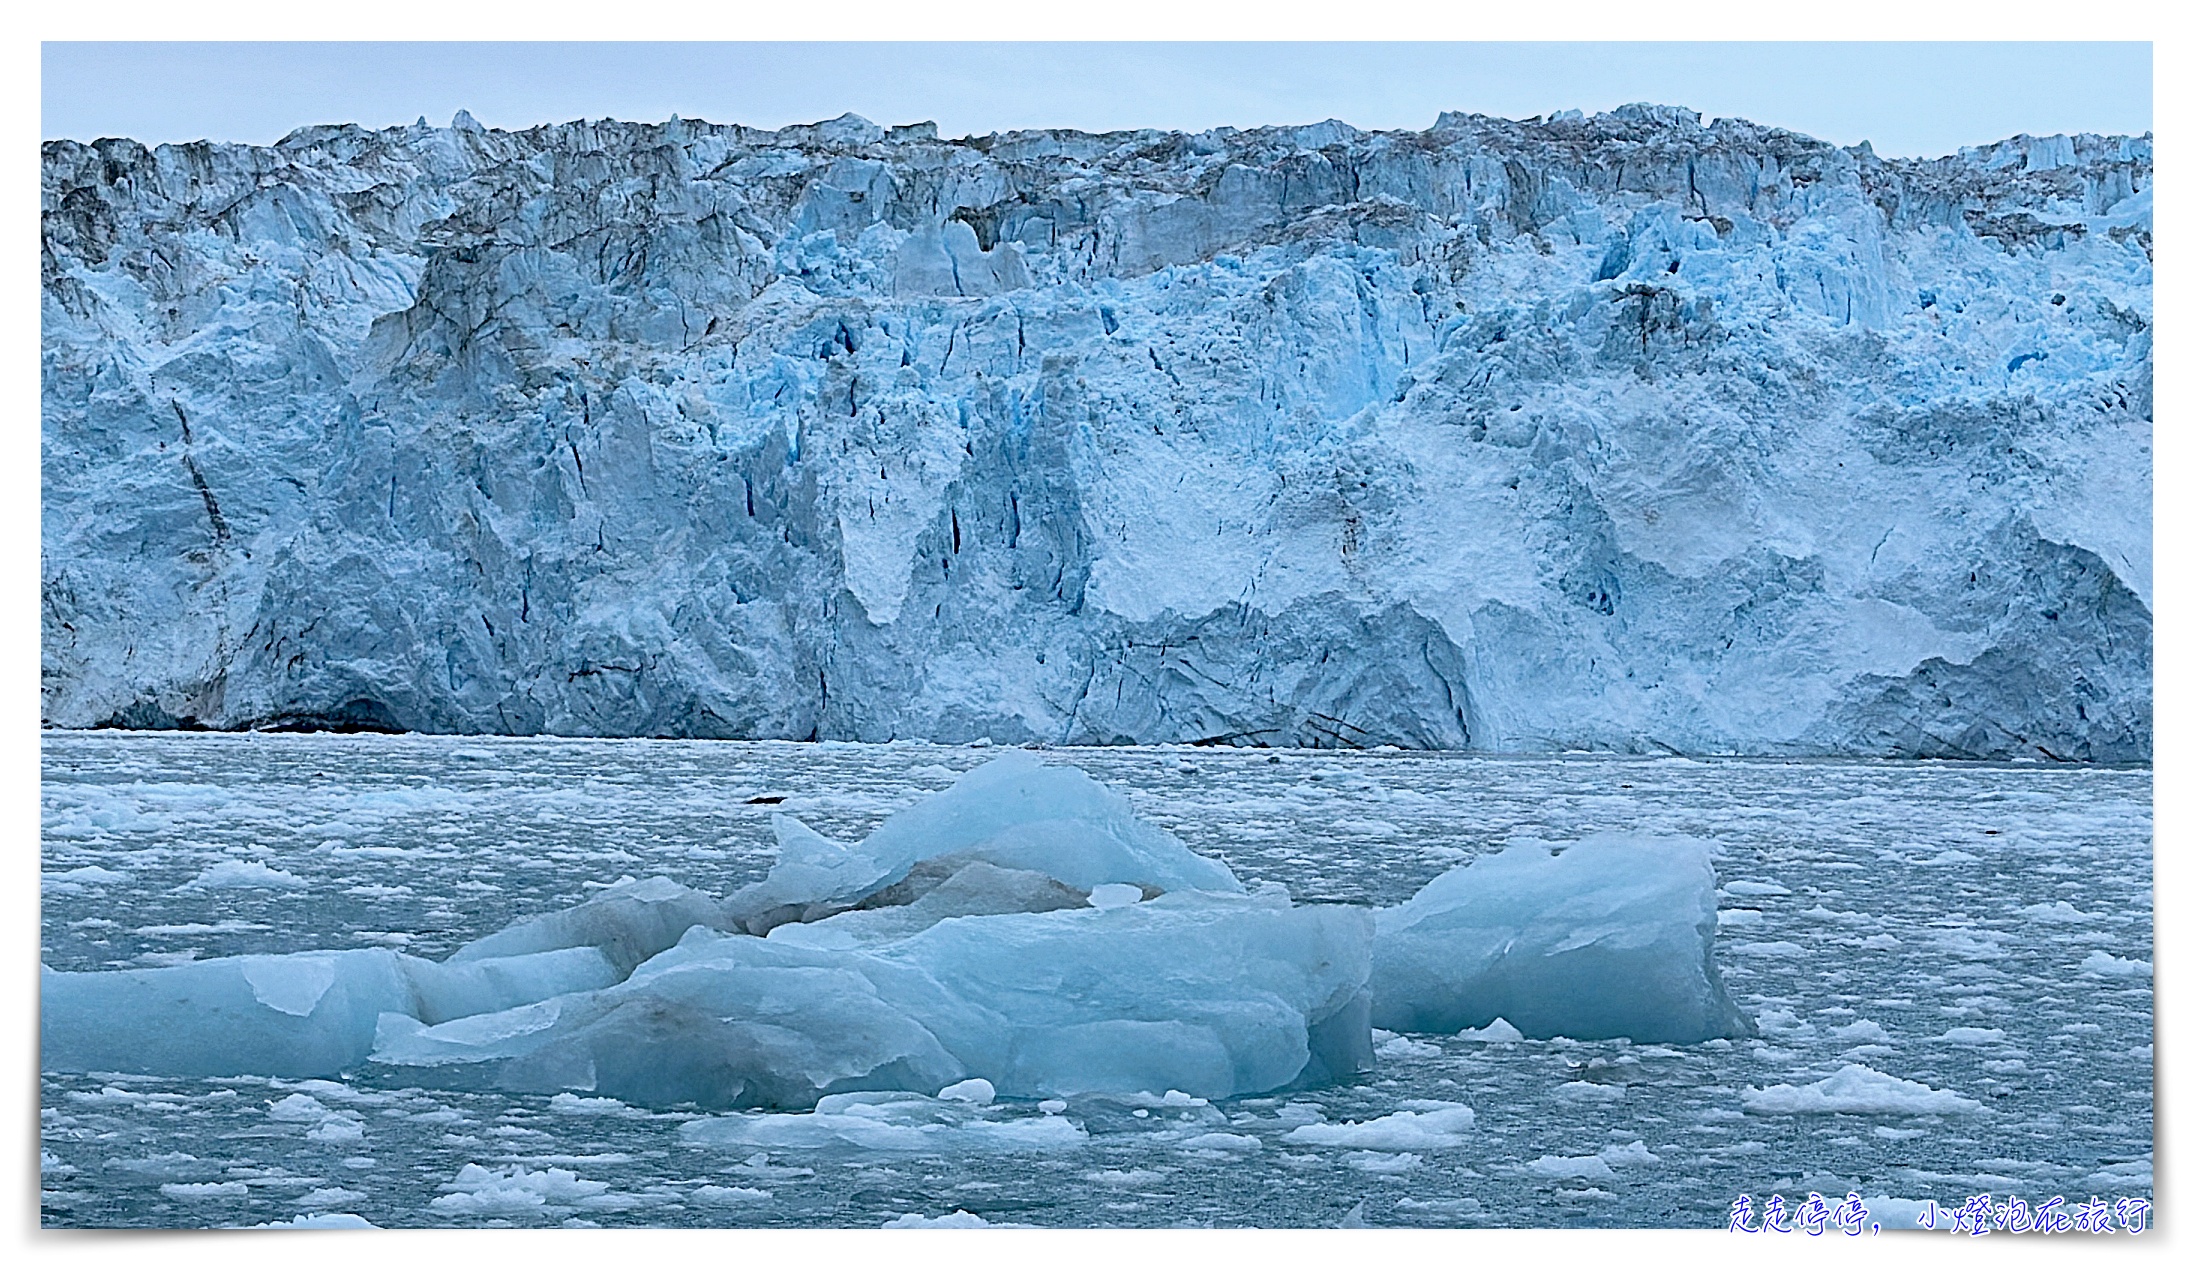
[41,104,2152,757]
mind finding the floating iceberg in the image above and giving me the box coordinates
[374,890,1373,1107]
[44,756,1749,1105]
[1370,833,1753,1043]
[446,876,732,974]
[42,943,624,1078]
[724,752,1241,934]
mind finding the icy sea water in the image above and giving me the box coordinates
[41,733,2153,1229]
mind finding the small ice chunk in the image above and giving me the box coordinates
[1282,1101,1475,1149]
[1720,881,1790,897]
[1555,1081,1628,1103]
[1086,1168,1169,1186]
[1934,1027,2006,1045]
[1039,1099,1068,1115]
[692,1185,772,1205]
[937,1078,995,1104]
[183,860,309,890]
[1830,1019,1892,1044]
[296,1187,368,1207]
[1456,1017,1524,1042]
[2017,901,2097,923]
[681,1091,1088,1154]
[429,1164,610,1216]
[249,1212,378,1228]
[2082,1159,2152,1190]
[1178,1131,1262,1152]
[45,865,130,886]
[306,1118,365,1143]
[1090,883,1144,910]
[2079,950,2151,979]
[1598,1139,1659,1166]
[882,1210,989,1228]
[268,1093,335,1123]
[1375,1033,1442,1059]
[1741,1064,1983,1116]
[1371,834,1753,1043]
[1345,1150,1419,1173]
[1525,1153,1616,1181]
[160,1181,250,1199]
[1394,1197,1480,1216]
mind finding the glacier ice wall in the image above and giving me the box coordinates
[40,104,2152,758]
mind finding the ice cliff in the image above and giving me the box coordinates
[40,104,2153,758]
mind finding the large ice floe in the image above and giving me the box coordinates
[43,754,1749,1106]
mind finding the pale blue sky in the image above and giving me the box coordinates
[43,42,2151,159]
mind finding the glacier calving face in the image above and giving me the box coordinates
[41,104,2151,757]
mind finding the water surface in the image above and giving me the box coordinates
[40,733,2153,1228]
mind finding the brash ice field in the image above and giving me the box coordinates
[41,735,2152,1228]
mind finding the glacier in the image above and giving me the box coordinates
[41,754,1744,1103]
[40,104,2151,759]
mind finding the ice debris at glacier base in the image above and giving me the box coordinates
[43,754,1750,1105]
[40,108,2151,760]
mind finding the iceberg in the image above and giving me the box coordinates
[43,941,624,1077]
[373,891,1372,1107]
[367,757,1356,1106]
[43,757,1749,1105]
[725,753,1241,934]
[1370,833,1753,1043]
[44,950,416,1078]
[447,876,732,974]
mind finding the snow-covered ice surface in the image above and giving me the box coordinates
[42,732,2151,1228]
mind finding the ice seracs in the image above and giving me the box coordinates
[40,111,2151,760]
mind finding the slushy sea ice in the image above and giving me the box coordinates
[44,753,1750,1105]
